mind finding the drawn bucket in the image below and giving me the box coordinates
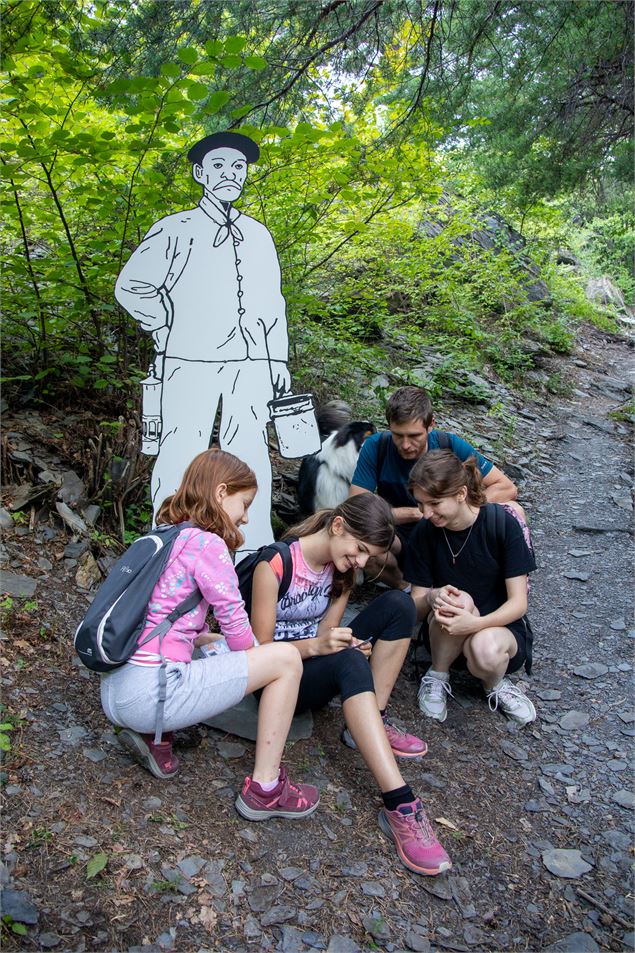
[268,393,321,459]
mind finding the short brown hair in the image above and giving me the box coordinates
[385,386,433,427]
[408,449,486,507]
[156,449,257,552]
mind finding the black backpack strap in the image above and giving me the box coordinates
[485,504,533,675]
[435,430,451,450]
[375,431,392,488]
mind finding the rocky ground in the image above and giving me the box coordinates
[0,325,633,953]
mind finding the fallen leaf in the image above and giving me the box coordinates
[198,906,217,931]
[435,816,459,831]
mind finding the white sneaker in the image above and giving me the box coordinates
[417,672,453,722]
[486,678,536,726]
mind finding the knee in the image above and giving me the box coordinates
[374,590,417,629]
[270,641,303,678]
[466,631,507,671]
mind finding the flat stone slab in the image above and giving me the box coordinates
[541,849,593,878]
[0,888,39,925]
[204,693,313,742]
[612,789,635,809]
[572,663,608,679]
[0,570,37,597]
[559,710,590,730]
[544,932,600,952]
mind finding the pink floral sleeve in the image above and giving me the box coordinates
[193,535,255,652]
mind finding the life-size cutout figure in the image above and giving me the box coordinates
[115,132,293,552]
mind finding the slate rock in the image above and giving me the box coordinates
[247,883,283,912]
[543,932,600,952]
[572,663,608,679]
[612,789,635,809]
[59,725,89,746]
[617,711,635,724]
[405,930,431,952]
[610,619,626,631]
[567,549,592,557]
[83,748,107,763]
[563,571,591,581]
[420,876,452,900]
[261,904,297,926]
[204,692,313,742]
[463,924,487,947]
[534,689,561,701]
[363,912,391,940]
[0,888,39,924]
[76,551,101,590]
[361,881,385,898]
[559,711,590,730]
[217,741,247,759]
[501,740,529,762]
[177,855,206,879]
[542,849,593,878]
[37,934,61,948]
[0,508,14,529]
[0,571,37,597]
[450,876,476,918]
[326,937,360,953]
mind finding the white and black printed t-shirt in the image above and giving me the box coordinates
[268,541,334,641]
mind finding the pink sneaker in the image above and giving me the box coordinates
[118,729,180,780]
[378,798,452,875]
[235,766,320,821]
[341,719,428,759]
[382,717,428,759]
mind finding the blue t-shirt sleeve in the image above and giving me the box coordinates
[351,433,380,491]
[445,433,493,477]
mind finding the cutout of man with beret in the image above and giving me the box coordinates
[115,132,290,551]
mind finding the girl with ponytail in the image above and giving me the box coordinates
[249,492,451,878]
[406,450,536,727]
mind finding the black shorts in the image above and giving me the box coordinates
[294,590,416,713]
[417,615,533,675]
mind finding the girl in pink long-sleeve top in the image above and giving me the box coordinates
[100,449,319,822]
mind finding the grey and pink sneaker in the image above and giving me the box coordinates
[341,718,428,759]
[378,798,452,876]
[235,766,320,821]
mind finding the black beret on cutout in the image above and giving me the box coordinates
[187,132,260,164]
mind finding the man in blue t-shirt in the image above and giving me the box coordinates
[349,386,520,587]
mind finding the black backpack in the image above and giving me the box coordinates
[74,522,203,742]
[235,539,296,615]
[74,522,202,672]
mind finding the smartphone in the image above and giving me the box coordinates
[351,636,373,651]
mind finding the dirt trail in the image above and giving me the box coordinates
[1,326,633,953]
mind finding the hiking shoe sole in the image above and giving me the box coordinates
[118,729,179,780]
[234,793,320,822]
[378,810,452,876]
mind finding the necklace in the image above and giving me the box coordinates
[442,522,475,564]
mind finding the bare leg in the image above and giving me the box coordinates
[244,643,303,785]
[428,616,469,672]
[342,692,405,792]
[463,628,518,690]
[370,638,411,711]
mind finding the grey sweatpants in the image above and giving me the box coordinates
[100,654,249,734]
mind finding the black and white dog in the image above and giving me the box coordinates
[297,421,376,515]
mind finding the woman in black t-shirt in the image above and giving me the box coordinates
[404,450,537,726]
